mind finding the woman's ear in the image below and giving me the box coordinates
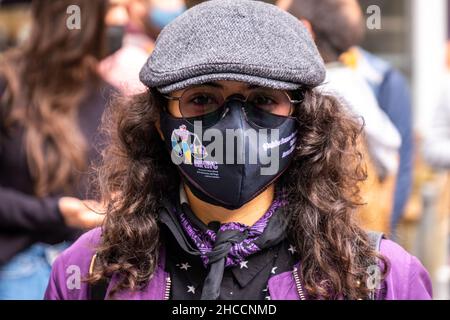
[300,19,315,40]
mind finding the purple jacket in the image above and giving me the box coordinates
[44,228,432,300]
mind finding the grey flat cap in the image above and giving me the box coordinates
[139,0,325,93]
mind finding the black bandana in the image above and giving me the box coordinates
[158,192,289,300]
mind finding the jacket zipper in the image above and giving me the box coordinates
[164,276,172,300]
[292,267,306,300]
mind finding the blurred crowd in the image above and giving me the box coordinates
[0,0,449,299]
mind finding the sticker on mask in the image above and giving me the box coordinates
[171,125,207,164]
[171,125,220,179]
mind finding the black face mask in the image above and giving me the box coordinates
[105,25,125,57]
[160,98,298,209]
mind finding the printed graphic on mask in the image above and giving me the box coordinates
[171,125,208,165]
[263,131,297,159]
[170,122,297,176]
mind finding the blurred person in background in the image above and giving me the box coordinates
[0,0,111,299]
[348,48,414,236]
[280,0,414,237]
[285,0,401,234]
[286,0,401,180]
[340,51,414,237]
[99,0,185,94]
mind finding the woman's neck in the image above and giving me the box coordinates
[184,184,275,226]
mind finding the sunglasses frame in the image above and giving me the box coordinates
[163,87,305,128]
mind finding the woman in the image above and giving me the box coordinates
[0,0,111,299]
[45,0,431,300]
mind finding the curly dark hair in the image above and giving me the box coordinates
[90,87,388,299]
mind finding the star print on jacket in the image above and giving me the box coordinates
[288,245,297,254]
[180,262,191,270]
[187,285,196,294]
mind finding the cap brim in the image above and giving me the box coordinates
[156,73,302,94]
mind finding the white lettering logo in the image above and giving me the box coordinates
[366,5,381,30]
[66,5,81,30]
[66,265,81,290]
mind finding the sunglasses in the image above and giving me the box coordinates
[164,85,303,128]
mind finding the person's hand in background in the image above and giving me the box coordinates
[58,197,105,230]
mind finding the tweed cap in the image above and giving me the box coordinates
[139,0,326,93]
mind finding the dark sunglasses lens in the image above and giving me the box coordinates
[185,107,225,127]
[245,104,289,128]
[245,89,292,127]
